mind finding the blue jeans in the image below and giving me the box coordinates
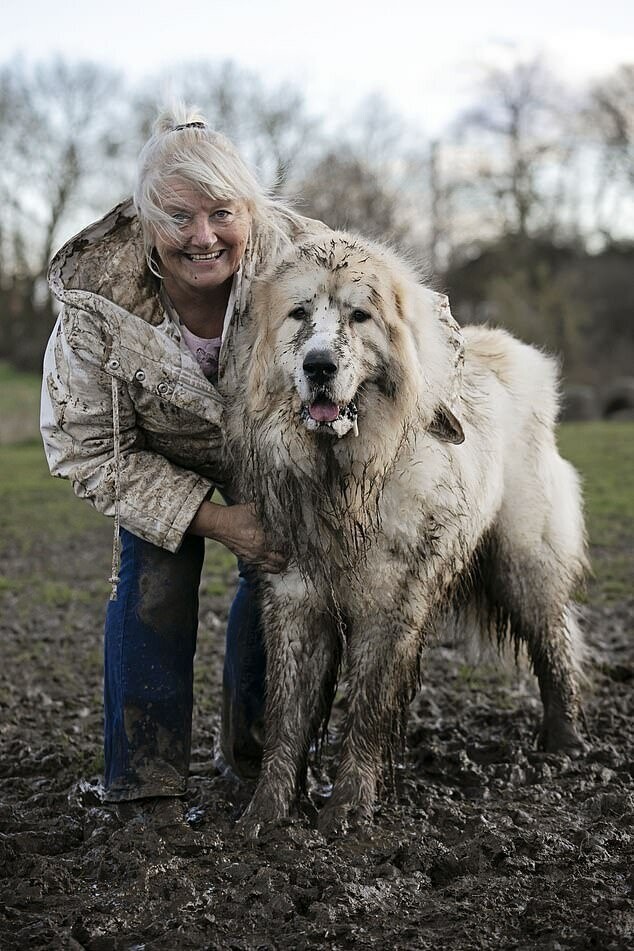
[103,528,265,801]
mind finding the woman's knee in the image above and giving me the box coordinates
[115,529,204,633]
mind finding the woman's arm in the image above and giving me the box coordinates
[41,318,210,551]
[42,316,285,569]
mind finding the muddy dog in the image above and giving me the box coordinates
[224,233,587,836]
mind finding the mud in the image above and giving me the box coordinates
[1,526,632,950]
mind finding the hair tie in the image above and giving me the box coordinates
[172,121,207,132]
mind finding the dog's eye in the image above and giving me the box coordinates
[351,309,371,323]
[289,306,307,320]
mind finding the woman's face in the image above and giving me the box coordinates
[154,180,251,299]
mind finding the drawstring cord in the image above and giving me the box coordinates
[109,376,122,601]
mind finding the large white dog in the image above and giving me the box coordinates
[224,233,587,836]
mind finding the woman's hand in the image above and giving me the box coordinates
[188,501,287,573]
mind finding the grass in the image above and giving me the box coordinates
[0,443,107,547]
[558,422,634,599]
[558,423,634,531]
[0,361,42,445]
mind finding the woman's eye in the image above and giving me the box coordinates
[289,305,307,320]
[172,213,189,224]
[214,210,231,220]
[351,309,371,323]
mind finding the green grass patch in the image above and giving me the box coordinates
[0,442,106,549]
[201,539,238,596]
[39,580,93,607]
[558,421,634,600]
[0,361,42,445]
[0,575,21,593]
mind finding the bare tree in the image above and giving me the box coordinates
[295,95,430,264]
[590,64,634,180]
[585,63,634,241]
[452,57,573,242]
[248,83,321,191]
[0,57,128,367]
[0,56,128,277]
[296,147,408,239]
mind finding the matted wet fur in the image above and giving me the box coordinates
[224,233,588,836]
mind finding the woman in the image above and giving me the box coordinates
[40,105,327,808]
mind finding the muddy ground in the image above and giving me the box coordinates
[1,520,632,950]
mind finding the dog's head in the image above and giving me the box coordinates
[246,233,464,444]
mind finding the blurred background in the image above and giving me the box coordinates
[1,0,633,431]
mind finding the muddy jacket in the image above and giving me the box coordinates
[41,198,326,554]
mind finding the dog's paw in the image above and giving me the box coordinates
[236,792,290,839]
[236,810,265,840]
[317,800,373,839]
[539,716,588,756]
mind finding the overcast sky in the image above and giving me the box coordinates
[3,0,634,134]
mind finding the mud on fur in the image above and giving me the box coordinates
[223,233,588,837]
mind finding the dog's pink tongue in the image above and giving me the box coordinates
[309,399,340,423]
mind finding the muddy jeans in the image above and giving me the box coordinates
[103,529,265,801]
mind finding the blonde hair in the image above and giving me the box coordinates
[134,102,301,273]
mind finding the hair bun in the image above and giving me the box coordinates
[152,103,207,136]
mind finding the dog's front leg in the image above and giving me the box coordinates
[239,575,341,836]
[319,605,425,837]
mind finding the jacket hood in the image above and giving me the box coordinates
[48,198,164,326]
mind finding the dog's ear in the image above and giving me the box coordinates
[428,403,465,444]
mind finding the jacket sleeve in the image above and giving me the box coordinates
[40,314,213,552]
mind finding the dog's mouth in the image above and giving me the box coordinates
[300,395,358,438]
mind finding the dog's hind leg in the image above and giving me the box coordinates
[490,576,585,753]
[239,576,342,835]
[484,455,588,754]
[526,606,586,753]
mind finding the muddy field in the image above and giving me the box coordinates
[1,446,633,949]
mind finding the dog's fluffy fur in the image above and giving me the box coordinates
[224,234,588,835]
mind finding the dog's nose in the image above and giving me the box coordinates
[303,349,339,384]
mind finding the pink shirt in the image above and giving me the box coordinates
[163,270,239,385]
[180,324,222,381]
